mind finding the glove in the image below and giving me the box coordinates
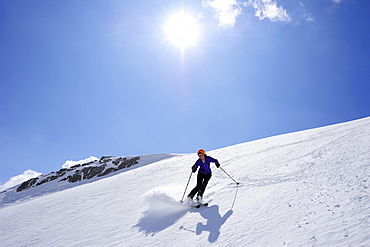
[191,165,197,173]
[215,162,220,168]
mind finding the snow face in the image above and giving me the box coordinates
[0,169,42,192]
[61,156,99,169]
[0,117,369,246]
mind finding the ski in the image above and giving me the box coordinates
[193,202,208,208]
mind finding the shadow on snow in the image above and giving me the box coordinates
[181,185,238,242]
[194,185,238,242]
[196,205,233,242]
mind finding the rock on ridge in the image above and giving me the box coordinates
[16,156,140,192]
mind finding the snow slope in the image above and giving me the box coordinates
[0,117,369,246]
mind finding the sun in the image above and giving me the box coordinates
[165,12,200,50]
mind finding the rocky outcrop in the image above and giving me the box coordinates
[16,156,140,192]
[16,177,38,192]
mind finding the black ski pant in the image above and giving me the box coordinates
[188,172,212,199]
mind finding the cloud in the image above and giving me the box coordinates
[332,0,342,3]
[203,0,290,27]
[0,169,42,191]
[203,0,243,28]
[62,156,98,169]
[304,13,314,22]
[299,3,314,23]
[245,0,291,22]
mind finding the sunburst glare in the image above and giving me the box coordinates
[165,12,200,51]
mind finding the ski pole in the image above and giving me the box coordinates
[219,167,239,185]
[180,171,193,203]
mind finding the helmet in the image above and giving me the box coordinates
[197,149,206,155]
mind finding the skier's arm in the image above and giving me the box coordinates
[192,160,200,172]
[191,165,197,173]
[208,156,220,167]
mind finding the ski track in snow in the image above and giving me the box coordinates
[0,117,370,246]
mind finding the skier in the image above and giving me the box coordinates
[187,149,220,202]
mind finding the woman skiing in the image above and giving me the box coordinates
[187,149,220,201]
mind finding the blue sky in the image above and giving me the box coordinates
[1,0,369,185]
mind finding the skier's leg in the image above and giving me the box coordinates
[188,186,198,199]
[195,173,206,199]
[198,173,212,198]
[188,173,203,199]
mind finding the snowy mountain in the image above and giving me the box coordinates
[0,117,369,246]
